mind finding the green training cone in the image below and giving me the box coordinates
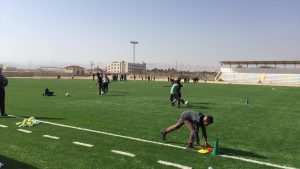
[211,139,219,156]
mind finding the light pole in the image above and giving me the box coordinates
[130,41,138,74]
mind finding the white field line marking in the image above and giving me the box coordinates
[111,150,135,157]
[17,129,32,133]
[220,155,298,169]
[157,160,192,169]
[8,115,298,169]
[43,135,60,140]
[0,124,8,128]
[73,141,94,147]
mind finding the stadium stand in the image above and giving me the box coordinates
[216,61,300,84]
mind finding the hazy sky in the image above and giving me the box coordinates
[0,0,299,68]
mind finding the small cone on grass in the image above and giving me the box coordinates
[211,139,219,156]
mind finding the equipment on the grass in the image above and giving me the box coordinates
[185,101,189,105]
[207,147,213,152]
[198,147,213,154]
[211,139,219,156]
[16,117,40,127]
[0,162,4,168]
[198,149,209,154]
[65,92,70,97]
[208,167,213,169]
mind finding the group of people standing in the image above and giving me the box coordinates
[96,73,110,95]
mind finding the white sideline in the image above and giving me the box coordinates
[0,124,8,128]
[111,150,135,157]
[17,129,32,133]
[43,135,60,140]
[220,155,297,169]
[157,160,192,169]
[8,115,298,169]
[73,141,94,147]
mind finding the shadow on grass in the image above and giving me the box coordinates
[0,155,39,169]
[219,147,267,159]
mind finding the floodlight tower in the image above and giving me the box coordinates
[130,41,138,74]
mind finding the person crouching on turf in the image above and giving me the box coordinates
[42,88,54,96]
[161,110,213,149]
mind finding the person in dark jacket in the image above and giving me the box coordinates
[0,67,8,116]
[161,110,213,149]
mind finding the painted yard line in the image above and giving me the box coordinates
[17,129,32,133]
[0,124,8,128]
[39,119,186,150]
[43,135,60,140]
[157,160,192,169]
[73,141,94,147]
[111,150,135,157]
[220,155,298,169]
[8,115,298,169]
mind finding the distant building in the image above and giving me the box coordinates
[106,61,146,74]
[64,65,85,75]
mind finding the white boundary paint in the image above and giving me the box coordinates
[0,124,8,128]
[111,150,135,157]
[73,141,94,147]
[43,135,60,140]
[157,160,192,169]
[17,129,32,133]
[220,155,297,169]
[8,115,298,169]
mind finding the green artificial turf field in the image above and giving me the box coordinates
[0,78,299,169]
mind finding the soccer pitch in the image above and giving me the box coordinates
[0,78,299,169]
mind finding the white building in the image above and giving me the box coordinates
[106,61,146,74]
[64,65,85,75]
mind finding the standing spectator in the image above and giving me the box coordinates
[96,73,103,95]
[92,73,95,80]
[0,67,8,116]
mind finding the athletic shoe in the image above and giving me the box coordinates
[160,130,166,141]
[1,113,8,116]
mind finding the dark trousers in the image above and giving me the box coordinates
[102,83,108,93]
[98,84,102,94]
[0,88,5,115]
